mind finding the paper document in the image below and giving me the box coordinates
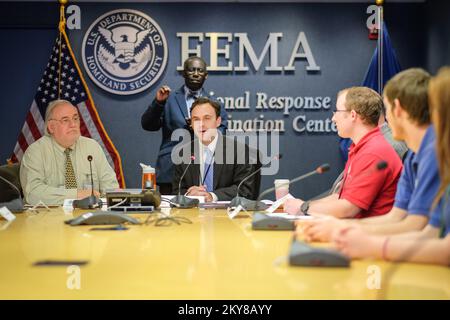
[265,193,295,213]
[265,213,315,220]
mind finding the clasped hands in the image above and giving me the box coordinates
[185,185,213,202]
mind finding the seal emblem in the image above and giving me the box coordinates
[82,9,168,95]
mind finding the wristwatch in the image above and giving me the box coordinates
[300,201,310,215]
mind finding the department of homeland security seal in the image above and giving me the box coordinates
[82,9,168,95]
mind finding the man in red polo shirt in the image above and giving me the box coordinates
[285,87,403,219]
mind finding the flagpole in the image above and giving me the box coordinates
[58,0,68,99]
[55,0,126,187]
[377,0,384,94]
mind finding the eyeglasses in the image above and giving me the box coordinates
[49,115,80,126]
[332,109,351,116]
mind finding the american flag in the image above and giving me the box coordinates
[10,27,125,187]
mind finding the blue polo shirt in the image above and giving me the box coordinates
[429,188,450,236]
[393,126,440,216]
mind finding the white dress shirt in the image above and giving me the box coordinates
[198,132,219,202]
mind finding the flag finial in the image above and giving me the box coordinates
[58,0,67,32]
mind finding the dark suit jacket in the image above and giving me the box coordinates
[172,134,259,201]
[141,86,228,184]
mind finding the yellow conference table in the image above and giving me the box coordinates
[0,207,449,300]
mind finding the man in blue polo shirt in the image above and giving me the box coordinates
[299,68,440,242]
[429,189,450,237]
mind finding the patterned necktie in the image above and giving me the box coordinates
[186,88,201,99]
[203,148,214,192]
[64,148,78,189]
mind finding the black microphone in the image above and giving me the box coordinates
[313,160,389,200]
[337,160,388,198]
[171,155,199,208]
[88,155,94,197]
[376,160,388,170]
[349,160,388,179]
[72,155,102,209]
[0,175,24,212]
[256,163,331,205]
[229,154,282,210]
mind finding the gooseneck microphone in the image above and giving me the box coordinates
[171,155,200,208]
[72,155,102,209]
[178,155,195,194]
[0,175,24,212]
[256,163,331,205]
[376,160,388,171]
[346,160,388,181]
[337,160,388,198]
[88,155,94,197]
[229,154,282,210]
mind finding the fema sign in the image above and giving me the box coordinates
[82,9,168,95]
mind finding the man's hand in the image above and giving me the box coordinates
[186,185,213,202]
[77,189,100,199]
[194,191,213,202]
[284,198,304,215]
[156,85,171,103]
[333,226,381,259]
[296,216,347,243]
[186,185,206,195]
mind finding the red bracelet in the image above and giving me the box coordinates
[382,237,390,261]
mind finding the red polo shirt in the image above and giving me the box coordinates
[339,127,403,218]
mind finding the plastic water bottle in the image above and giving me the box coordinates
[140,163,156,189]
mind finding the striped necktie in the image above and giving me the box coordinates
[64,148,78,189]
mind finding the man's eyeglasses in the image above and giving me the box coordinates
[332,109,351,116]
[50,116,80,126]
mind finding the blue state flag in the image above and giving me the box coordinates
[339,23,402,161]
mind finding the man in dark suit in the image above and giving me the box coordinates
[141,56,227,195]
[172,97,257,202]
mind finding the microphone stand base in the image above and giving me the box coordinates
[251,212,295,230]
[229,196,268,211]
[0,198,24,213]
[73,195,102,210]
[170,195,199,209]
[289,239,350,267]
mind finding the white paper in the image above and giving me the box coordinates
[265,212,315,220]
[265,193,295,213]
[227,204,243,219]
[0,207,16,222]
[63,198,74,209]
